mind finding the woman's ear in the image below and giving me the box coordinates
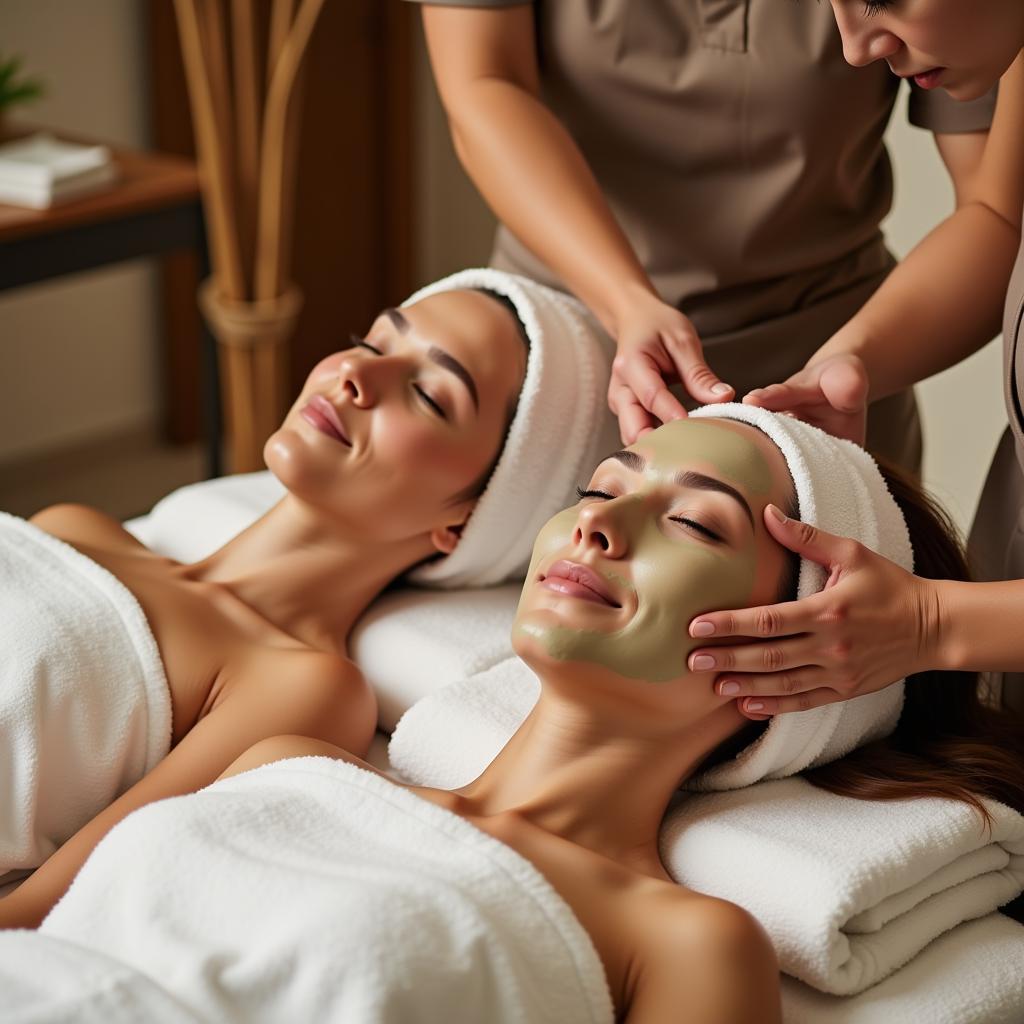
[429,500,474,555]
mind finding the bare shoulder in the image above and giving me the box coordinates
[218,734,382,782]
[227,646,377,753]
[625,886,780,1024]
[30,502,147,552]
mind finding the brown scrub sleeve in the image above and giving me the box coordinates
[907,82,997,133]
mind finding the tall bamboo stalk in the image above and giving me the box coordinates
[174,0,326,471]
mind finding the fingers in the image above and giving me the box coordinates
[688,593,816,641]
[663,334,734,405]
[613,352,688,429]
[609,382,658,445]
[736,688,840,719]
[762,504,860,570]
[743,381,816,411]
[711,666,828,699]
[688,637,817,676]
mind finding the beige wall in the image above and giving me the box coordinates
[411,25,1007,537]
[1,9,1007,539]
[0,0,156,464]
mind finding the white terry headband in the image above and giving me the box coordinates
[405,269,620,590]
[686,404,915,790]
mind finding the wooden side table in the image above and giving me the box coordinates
[0,136,222,476]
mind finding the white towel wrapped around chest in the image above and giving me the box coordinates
[40,757,614,1024]
[0,512,171,882]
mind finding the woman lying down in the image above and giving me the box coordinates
[0,268,620,925]
[2,409,1021,1024]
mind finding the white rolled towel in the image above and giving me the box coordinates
[406,269,620,588]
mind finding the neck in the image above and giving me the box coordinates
[456,672,744,875]
[188,495,435,653]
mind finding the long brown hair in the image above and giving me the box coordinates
[805,461,1024,823]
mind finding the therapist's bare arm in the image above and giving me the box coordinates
[421,5,732,439]
[749,55,1024,421]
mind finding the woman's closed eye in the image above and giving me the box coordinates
[414,384,447,420]
[668,515,723,543]
[351,334,383,355]
[576,486,616,501]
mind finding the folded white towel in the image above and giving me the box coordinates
[688,403,914,789]
[780,913,1024,1024]
[389,662,1024,996]
[35,757,613,1024]
[0,513,171,883]
[406,269,620,588]
[659,777,1024,995]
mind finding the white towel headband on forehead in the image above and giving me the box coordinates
[405,269,620,590]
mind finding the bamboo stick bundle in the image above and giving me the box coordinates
[173,0,325,472]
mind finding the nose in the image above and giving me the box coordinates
[338,350,397,408]
[832,3,901,67]
[573,501,630,559]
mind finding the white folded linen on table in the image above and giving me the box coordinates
[389,662,1024,996]
[32,757,613,1024]
[660,777,1024,996]
[781,913,1024,1024]
[0,512,171,885]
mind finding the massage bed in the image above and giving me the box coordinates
[1,471,1017,1023]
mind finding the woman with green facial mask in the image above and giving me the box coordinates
[28,414,1021,1023]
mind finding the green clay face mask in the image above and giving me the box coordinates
[515,419,774,682]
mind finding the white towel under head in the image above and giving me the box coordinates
[687,404,915,790]
[406,269,620,589]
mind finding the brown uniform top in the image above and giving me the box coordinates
[412,1,994,466]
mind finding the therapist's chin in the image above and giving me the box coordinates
[942,70,1000,102]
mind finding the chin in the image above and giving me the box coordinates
[943,73,998,102]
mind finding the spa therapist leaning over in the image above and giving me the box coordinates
[411,0,1004,470]
[683,2,1024,721]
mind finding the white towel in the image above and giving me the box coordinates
[389,664,1024,996]
[780,914,1024,1024]
[659,777,1024,996]
[0,513,171,884]
[406,269,620,588]
[688,403,914,789]
[0,891,1018,1024]
[33,757,613,1024]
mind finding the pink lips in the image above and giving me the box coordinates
[907,67,945,89]
[540,560,621,608]
[301,395,351,446]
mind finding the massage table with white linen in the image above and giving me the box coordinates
[97,471,1024,1022]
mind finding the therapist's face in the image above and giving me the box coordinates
[513,419,795,702]
[266,289,526,552]
[829,0,1024,100]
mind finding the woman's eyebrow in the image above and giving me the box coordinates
[428,346,479,411]
[609,450,754,529]
[384,307,479,412]
[674,470,754,530]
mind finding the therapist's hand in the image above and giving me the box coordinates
[608,288,734,444]
[742,353,869,447]
[687,505,943,718]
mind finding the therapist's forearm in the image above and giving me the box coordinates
[443,79,655,333]
[808,202,1019,400]
[935,576,1024,674]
